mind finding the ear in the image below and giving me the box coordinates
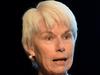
[26,47,35,57]
[23,40,36,60]
[24,47,36,62]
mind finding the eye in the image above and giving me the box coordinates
[63,34,71,40]
[45,35,54,41]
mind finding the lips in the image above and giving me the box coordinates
[52,57,67,66]
[53,57,67,61]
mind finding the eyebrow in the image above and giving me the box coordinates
[64,30,71,34]
[39,29,71,35]
[39,31,52,35]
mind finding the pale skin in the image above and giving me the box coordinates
[28,20,75,75]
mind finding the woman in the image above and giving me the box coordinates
[22,0,78,75]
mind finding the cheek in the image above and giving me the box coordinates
[65,41,75,70]
[65,41,75,55]
[34,43,55,67]
[66,56,74,70]
[37,43,55,58]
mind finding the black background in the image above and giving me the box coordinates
[16,0,99,75]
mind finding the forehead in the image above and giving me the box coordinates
[37,19,71,34]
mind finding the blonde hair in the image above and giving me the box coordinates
[22,0,78,50]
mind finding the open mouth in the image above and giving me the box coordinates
[52,57,67,65]
[53,58,67,61]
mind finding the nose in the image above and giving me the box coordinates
[56,38,65,52]
[57,48,65,52]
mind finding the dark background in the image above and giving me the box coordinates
[16,0,99,75]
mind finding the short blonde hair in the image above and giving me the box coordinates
[22,1,78,50]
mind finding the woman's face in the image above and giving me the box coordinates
[31,22,75,75]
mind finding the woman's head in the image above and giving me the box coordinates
[22,1,78,75]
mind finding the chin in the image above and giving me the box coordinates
[48,66,67,74]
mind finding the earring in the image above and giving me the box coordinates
[29,55,39,69]
[29,55,33,59]
[29,55,35,61]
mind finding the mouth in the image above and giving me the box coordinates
[52,57,67,66]
[53,58,67,61]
